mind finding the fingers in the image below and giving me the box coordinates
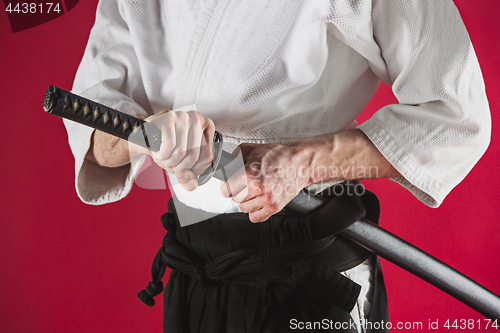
[190,136,213,175]
[152,114,176,161]
[173,169,199,191]
[239,194,269,213]
[241,199,279,223]
[220,165,250,198]
[249,207,276,223]
[155,112,190,169]
[142,110,214,190]
[144,109,170,121]
[220,161,278,222]
[222,179,276,223]
[230,186,249,204]
[202,117,216,161]
[219,142,304,223]
[189,115,215,175]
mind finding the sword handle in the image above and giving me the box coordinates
[44,86,500,319]
[41,86,371,219]
[44,86,231,185]
[44,85,162,152]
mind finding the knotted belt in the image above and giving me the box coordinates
[138,212,361,306]
[138,182,376,332]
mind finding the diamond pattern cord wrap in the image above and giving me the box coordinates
[44,85,162,152]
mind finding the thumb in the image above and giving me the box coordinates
[174,169,199,192]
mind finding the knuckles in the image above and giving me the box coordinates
[261,193,273,204]
[162,139,176,151]
[173,149,187,160]
[155,110,205,128]
[150,110,214,166]
[184,150,200,164]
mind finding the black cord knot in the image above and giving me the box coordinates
[162,232,175,246]
[137,280,164,307]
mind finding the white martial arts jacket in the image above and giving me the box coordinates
[65,0,490,213]
[64,1,491,326]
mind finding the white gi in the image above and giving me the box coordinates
[64,0,491,329]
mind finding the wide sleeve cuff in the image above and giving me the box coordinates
[63,0,153,205]
[355,0,491,208]
[63,117,148,205]
[357,120,447,208]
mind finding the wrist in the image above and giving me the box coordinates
[302,130,366,184]
[329,129,401,180]
[87,130,131,168]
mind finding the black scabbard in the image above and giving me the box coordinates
[44,85,500,320]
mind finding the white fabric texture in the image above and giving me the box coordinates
[64,0,490,325]
[66,0,490,211]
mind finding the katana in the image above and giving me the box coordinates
[44,85,500,320]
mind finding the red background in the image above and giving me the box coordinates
[0,1,498,332]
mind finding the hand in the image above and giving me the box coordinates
[140,110,216,191]
[220,142,314,223]
[87,110,215,191]
[218,130,402,223]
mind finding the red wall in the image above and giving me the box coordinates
[0,1,498,332]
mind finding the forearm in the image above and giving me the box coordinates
[86,112,159,168]
[86,130,131,168]
[226,129,400,222]
[300,129,401,185]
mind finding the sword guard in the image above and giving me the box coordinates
[197,131,223,186]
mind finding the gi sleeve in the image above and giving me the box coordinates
[64,0,152,205]
[356,0,491,207]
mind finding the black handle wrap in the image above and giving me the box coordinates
[44,86,500,320]
[44,85,162,152]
